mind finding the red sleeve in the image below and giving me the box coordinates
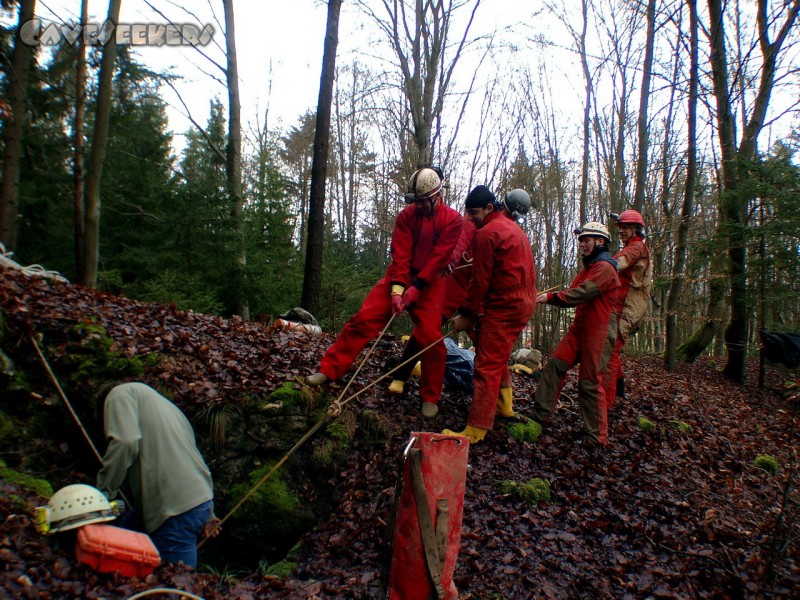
[387,208,414,288]
[548,262,619,307]
[449,217,476,265]
[614,239,648,272]
[413,207,463,287]
[463,227,495,314]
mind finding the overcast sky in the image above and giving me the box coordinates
[27,0,545,154]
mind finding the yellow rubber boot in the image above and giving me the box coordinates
[441,425,488,444]
[496,387,515,418]
[411,361,422,377]
[388,380,405,394]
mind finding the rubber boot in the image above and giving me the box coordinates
[421,402,439,418]
[495,387,514,418]
[388,379,405,394]
[306,372,329,385]
[441,424,488,444]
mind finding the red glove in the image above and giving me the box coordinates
[402,286,420,308]
[391,294,405,314]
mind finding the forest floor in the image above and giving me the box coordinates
[0,268,799,599]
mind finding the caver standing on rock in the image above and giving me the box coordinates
[441,186,537,444]
[603,209,652,409]
[306,168,463,418]
[96,382,220,567]
[532,222,620,446]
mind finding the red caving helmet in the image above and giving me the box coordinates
[617,210,645,227]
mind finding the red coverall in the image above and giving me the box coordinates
[393,217,477,383]
[319,202,462,406]
[604,236,651,409]
[460,210,536,431]
[533,251,619,444]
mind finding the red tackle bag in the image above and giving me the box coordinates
[387,431,469,600]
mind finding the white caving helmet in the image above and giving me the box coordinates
[574,221,611,244]
[408,168,443,202]
[35,484,118,534]
[503,189,532,220]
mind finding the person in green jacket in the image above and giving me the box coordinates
[96,382,220,567]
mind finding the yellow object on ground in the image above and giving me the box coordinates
[511,363,534,375]
[496,387,515,417]
[411,361,422,377]
[388,379,405,394]
[441,425,488,444]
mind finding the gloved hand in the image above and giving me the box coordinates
[391,294,405,314]
[402,285,420,308]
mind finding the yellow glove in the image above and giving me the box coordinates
[391,285,405,296]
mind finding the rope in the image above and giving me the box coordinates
[0,242,68,283]
[327,313,397,417]
[202,313,400,544]
[126,589,206,600]
[29,330,103,464]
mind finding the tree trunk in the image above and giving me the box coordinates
[223,0,249,320]
[0,0,37,252]
[83,0,122,287]
[632,0,656,214]
[666,0,697,371]
[302,0,342,315]
[73,0,89,280]
[578,0,591,225]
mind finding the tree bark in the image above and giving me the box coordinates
[302,0,342,315]
[666,0,697,371]
[73,0,89,280]
[83,0,122,287]
[632,0,656,214]
[223,0,249,320]
[0,0,37,252]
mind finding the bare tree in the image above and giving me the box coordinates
[0,0,37,251]
[73,0,88,279]
[358,0,481,167]
[632,0,656,213]
[223,0,248,319]
[302,0,343,315]
[697,0,799,381]
[666,0,698,371]
[82,0,122,287]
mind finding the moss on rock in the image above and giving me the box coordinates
[500,477,551,505]
[508,418,543,443]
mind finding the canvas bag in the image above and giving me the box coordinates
[387,432,469,600]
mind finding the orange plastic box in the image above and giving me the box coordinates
[75,523,161,577]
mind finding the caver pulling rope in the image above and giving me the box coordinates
[201,315,456,544]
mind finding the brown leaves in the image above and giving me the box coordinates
[1,269,799,598]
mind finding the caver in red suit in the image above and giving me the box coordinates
[533,222,620,445]
[441,186,536,444]
[388,216,477,391]
[308,168,462,415]
[604,210,652,409]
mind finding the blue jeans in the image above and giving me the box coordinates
[147,501,213,568]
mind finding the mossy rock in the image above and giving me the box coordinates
[259,558,298,579]
[0,459,53,499]
[669,419,691,432]
[311,411,356,472]
[500,477,551,505]
[754,454,779,475]
[262,383,316,415]
[359,409,392,444]
[507,418,542,443]
[226,462,308,542]
[637,416,656,431]
[0,409,16,445]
